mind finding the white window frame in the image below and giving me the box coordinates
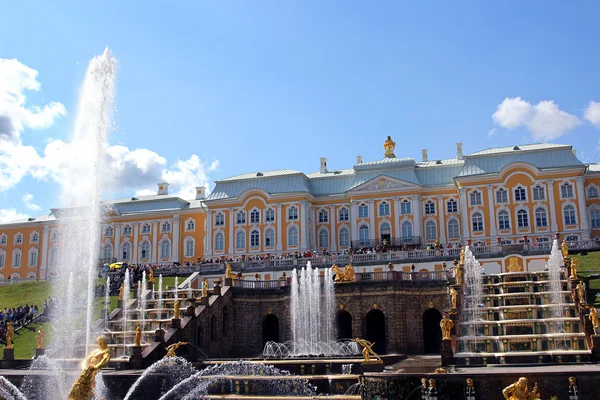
[161,222,171,233]
[588,185,599,199]
[358,204,369,218]
[535,207,548,227]
[184,238,195,258]
[590,209,600,229]
[514,186,527,202]
[250,230,260,248]
[425,221,437,240]
[215,212,225,226]
[318,209,329,223]
[250,209,260,224]
[517,209,529,228]
[496,188,509,204]
[446,199,457,214]
[121,242,132,261]
[160,239,171,258]
[122,225,133,236]
[470,190,482,206]
[379,201,390,216]
[338,207,349,222]
[236,231,246,249]
[0,234,6,245]
[472,212,484,232]
[12,249,21,268]
[561,183,574,199]
[564,205,577,225]
[401,200,412,215]
[141,224,151,234]
[358,225,370,245]
[288,206,298,221]
[401,221,413,238]
[318,229,329,249]
[15,233,22,245]
[236,211,246,225]
[265,208,275,223]
[424,201,436,215]
[140,242,150,260]
[498,211,510,230]
[214,233,225,251]
[339,227,350,247]
[185,218,195,232]
[30,232,39,244]
[28,248,38,267]
[447,219,460,238]
[288,226,299,246]
[265,229,275,247]
[532,185,546,201]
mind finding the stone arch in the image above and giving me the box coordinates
[210,315,217,341]
[365,309,386,354]
[422,308,443,354]
[335,310,353,340]
[262,314,280,346]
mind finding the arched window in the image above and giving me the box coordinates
[517,209,529,228]
[102,243,113,260]
[236,231,246,249]
[447,219,459,238]
[446,199,457,213]
[27,272,36,280]
[215,212,225,226]
[122,225,132,235]
[470,190,482,205]
[265,208,275,222]
[140,242,150,260]
[535,207,548,227]
[250,209,260,224]
[250,230,260,247]
[186,219,195,231]
[318,209,329,223]
[564,205,577,225]
[15,234,22,244]
[237,211,246,224]
[401,200,411,214]
[122,242,132,260]
[12,249,21,268]
[425,221,437,240]
[288,227,298,246]
[160,240,171,258]
[514,186,526,202]
[265,229,275,247]
[338,207,349,221]
[161,222,171,233]
[0,234,6,245]
[141,223,152,234]
[30,232,39,243]
[49,248,58,266]
[28,248,38,267]
[339,227,349,247]
[401,221,413,238]
[359,225,370,245]
[591,210,600,229]
[358,203,369,218]
[288,206,298,220]
[184,238,195,257]
[318,229,329,249]
[424,201,436,215]
[561,183,574,198]
[104,226,114,237]
[588,186,599,199]
[215,233,224,251]
[472,212,483,232]
[0,251,5,268]
[498,211,510,230]
[379,201,390,216]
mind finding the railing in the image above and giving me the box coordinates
[356,270,451,282]
[234,279,288,289]
[350,236,421,249]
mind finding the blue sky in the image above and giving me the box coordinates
[1,1,599,221]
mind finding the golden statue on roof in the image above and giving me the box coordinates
[383,136,396,158]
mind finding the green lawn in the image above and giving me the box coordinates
[572,251,600,276]
[0,281,52,311]
[12,321,50,359]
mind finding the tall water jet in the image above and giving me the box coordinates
[461,246,485,349]
[547,239,566,335]
[105,276,111,330]
[52,47,116,358]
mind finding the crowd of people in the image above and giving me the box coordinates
[0,302,43,345]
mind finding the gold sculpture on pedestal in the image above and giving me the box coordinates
[174,300,180,319]
[68,335,111,400]
[352,338,382,362]
[460,248,465,265]
[344,264,355,282]
[589,307,599,334]
[202,278,209,298]
[502,377,540,400]
[135,324,142,347]
[562,239,569,259]
[383,136,396,158]
[450,287,458,309]
[440,314,454,340]
[577,280,587,305]
[5,322,14,349]
[331,264,355,283]
[570,258,579,279]
[452,261,464,285]
[164,341,188,358]
[148,267,155,284]
[36,328,45,349]
[119,283,124,301]
[226,263,234,280]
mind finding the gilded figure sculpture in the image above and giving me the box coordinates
[36,328,45,349]
[331,264,343,282]
[226,263,234,280]
[119,283,124,301]
[164,341,188,358]
[568,377,578,398]
[202,278,209,298]
[452,262,464,285]
[5,322,14,349]
[460,248,465,265]
[68,335,111,400]
[343,264,355,282]
[440,314,454,340]
[352,338,381,362]
[450,287,458,309]
[562,239,569,259]
[502,377,540,400]
[465,378,476,400]
[577,280,587,305]
[589,307,599,334]
[507,257,523,272]
[135,324,142,347]
[570,258,579,279]
[383,135,396,158]
[174,300,180,319]
[148,267,155,284]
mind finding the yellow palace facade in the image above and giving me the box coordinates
[1,138,600,281]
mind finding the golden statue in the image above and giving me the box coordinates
[5,322,14,349]
[507,257,523,272]
[164,341,188,358]
[331,264,344,282]
[577,280,587,305]
[226,263,234,280]
[202,278,209,298]
[352,338,381,362]
[36,328,45,349]
[428,378,437,391]
[568,377,578,398]
[440,314,454,340]
[148,267,155,284]
[450,287,458,309]
[460,248,465,265]
[589,307,599,334]
[383,135,396,158]
[174,300,180,319]
[465,378,476,399]
[343,264,355,282]
[561,239,569,259]
[452,262,463,285]
[119,283,124,301]
[570,258,579,279]
[502,377,540,400]
[68,335,111,400]
[135,324,142,347]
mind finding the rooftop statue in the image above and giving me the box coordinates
[68,335,111,400]
[383,135,396,158]
[502,377,540,400]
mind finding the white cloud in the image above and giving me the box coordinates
[584,101,600,128]
[0,208,29,223]
[21,192,40,211]
[492,97,581,141]
[0,57,220,203]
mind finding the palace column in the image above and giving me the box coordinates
[576,177,590,239]
[40,225,49,279]
[393,197,400,239]
[329,205,337,252]
[459,188,469,240]
[438,195,446,244]
[133,223,139,263]
[228,208,234,254]
[206,210,213,258]
[300,201,309,251]
[546,180,559,232]
[152,222,158,263]
[172,215,180,263]
[276,204,283,252]
[412,195,423,242]
[368,199,375,242]
[487,185,497,238]
[350,201,358,242]
[114,223,121,260]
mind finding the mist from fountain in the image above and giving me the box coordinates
[19,356,66,400]
[105,276,111,330]
[121,270,131,357]
[547,239,566,335]
[123,357,197,400]
[51,47,116,359]
[461,246,485,349]
[0,377,26,400]
[157,274,164,311]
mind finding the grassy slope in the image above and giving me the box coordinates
[0,281,52,311]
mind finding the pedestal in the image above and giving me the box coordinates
[35,348,45,358]
[171,318,181,329]
[147,281,154,290]
[360,360,384,372]
[213,284,222,296]
[198,296,209,306]
[117,300,123,309]
[3,348,14,361]
[185,305,196,317]
[590,335,600,362]
[225,277,233,287]
[130,345,143,369]
[441,339,454,366]
[154,329,165,343]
